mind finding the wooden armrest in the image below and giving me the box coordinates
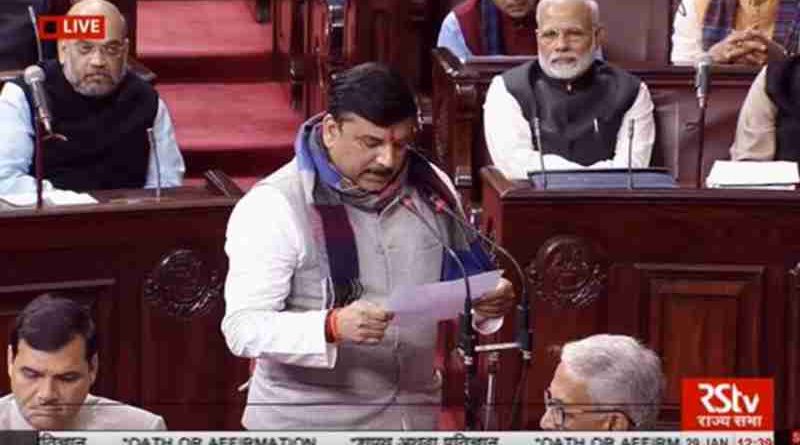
[129,57,156,84]
[0,69,23,82]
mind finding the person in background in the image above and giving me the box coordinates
[0,0,184,195]
[437,0,538,59]
[671,0,796,66]
[1,294,166,430]
[540,334,664,431]
[483,0,654,179]
[730,54,800,162]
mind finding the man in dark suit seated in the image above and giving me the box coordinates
[437,0,538,59]
[0,0,184,195]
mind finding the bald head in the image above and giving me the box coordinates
[536,0,599,29]
[60,0,130,97]
[66,0,128,41]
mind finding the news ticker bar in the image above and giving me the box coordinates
[0,431,773,445]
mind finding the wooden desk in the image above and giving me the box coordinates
[432,49,760,201]
[471,167,798,430]
[0,187,248,429]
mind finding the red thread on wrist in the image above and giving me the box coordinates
[330,308,341,343]
[324,309,337,343]
[325,309,341,343]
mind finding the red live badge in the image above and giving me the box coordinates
[37,15,106,40]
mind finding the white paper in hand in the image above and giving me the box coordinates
[385,270,503,326]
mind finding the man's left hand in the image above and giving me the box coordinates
[473,277,516,319]
[730,28,788,65]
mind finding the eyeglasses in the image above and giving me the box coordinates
[536,27,594,45]
[73,41,126,58]
[543,389,637,430]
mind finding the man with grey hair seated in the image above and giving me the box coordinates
[540,334,664,430]
[483,0,655,180]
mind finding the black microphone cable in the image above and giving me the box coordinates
[423,192,533,430]
[399,194,479,430]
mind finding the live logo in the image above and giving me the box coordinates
[37,15,106,40]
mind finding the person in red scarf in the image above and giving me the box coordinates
[437,0,538,59]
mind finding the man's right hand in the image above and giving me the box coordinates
[335,300,394,345]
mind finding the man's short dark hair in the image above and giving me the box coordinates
[327,62,417,128]
[9,293,97,364]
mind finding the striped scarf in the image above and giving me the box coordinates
[702,0,800,53]
[294,114,494,308]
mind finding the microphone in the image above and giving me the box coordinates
[424,193,531,355]
[424,192,533,430]
[695,53,712,109]
[694,54,711,187]
[28,6,43,63]
[533,117,548,189]
[626,118,635,190]
[147,128,162,200]
[399,194,478,430]
[23,65,53,135]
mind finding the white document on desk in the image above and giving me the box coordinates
[386,270,502,326]
[0,190,98,207]
[706,160,799,188]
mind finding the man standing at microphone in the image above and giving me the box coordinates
[0,0,184,195]
[222,62,516,430]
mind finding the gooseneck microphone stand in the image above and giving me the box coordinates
[399,196,478,430]
[695,103,707,188]
[34,119,44,209]
[426,194,533,431]
[694,55,711,188]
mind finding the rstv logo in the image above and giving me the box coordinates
[698,382,760,414]
[681,378,773,431]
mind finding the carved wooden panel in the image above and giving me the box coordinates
[476,175,799,428]
[141,253,247,431]
[143,249,223,319]
[0,188,244,429]
[527,235,608,309]
[628,264,765,421]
